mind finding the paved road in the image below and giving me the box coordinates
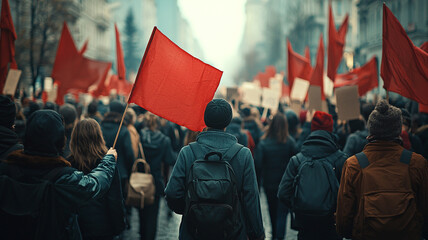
[123,189,298,240]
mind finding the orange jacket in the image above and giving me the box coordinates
[336,141,428,240]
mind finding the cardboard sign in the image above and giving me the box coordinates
[44,77,53,92]
[323,73,334,98]
[262,88,280,110]
[226,87,239,101]
[3,69,22,95]
[240,82,261,106]
[290,77,310,102]
[269,77,282,98]
[47,83,58,103]
[335,85,360,121]
[308,85,322,111]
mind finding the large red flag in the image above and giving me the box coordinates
[304,46,311,61]
[420,42,428,53]
[128,27,223,132]
[381,4,428,105]
[115,24,126,80]
[310,34,325,99]
[327,5,349,82]
[79,39,89,55]
[0,0,17,92]
[287,40,312,91]
[52,23,111,104]
[335,57,378,96]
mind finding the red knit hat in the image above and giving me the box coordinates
[311,111,333,132]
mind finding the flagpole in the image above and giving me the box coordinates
[386,91,389,103]
[112,103,129,149]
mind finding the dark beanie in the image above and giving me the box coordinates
[0,95,16,128]
[109,100,125,114]
[311,111,333,132]
[367,100,402,140]
[204,99,232,130]
[24,110,65,157]
[59,104,77,126]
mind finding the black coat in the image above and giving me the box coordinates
[101,113,135,180]
[0,126,23,160]
[343,129,368,156]
[243,120,262,145]
[226,123,249,147]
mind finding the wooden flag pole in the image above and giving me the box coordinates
[386,91,390,103]
[112,103,129,149]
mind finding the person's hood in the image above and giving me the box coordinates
[301,130,339,159]
[0,126,20,157]
[196,129,238,153]
[226,123,241,135]
[24,110,65,157]
[141,129,166,149]
[355,129,368,139]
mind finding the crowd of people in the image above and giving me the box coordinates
[0,92,427,240]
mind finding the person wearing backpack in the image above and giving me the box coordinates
[277,111,347,240]
[0,110,117,239]
[165,99,265,240]
[336,100,428,240]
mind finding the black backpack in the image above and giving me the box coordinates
[292,151,341,217]
[185,143,243,240]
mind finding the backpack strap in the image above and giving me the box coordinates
[355,152,370,169]
[188,142,205,160]
[222,143,244,163]
[400,149,412,165]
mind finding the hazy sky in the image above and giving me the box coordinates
[178,0,247,86]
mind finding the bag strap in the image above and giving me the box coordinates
[138,142,146,160]
[355,152,369,169]
[131,159,151,173]
[222,143,243,163]
[400,149,412,165]
[188,142,205,160]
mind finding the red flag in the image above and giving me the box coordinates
[327,5,349,82]
[52,23,112,104]
[310,34,325,99]
[79,39,89,55]
[115,24,126,80]
[335,57,378,96]
[421,42,428,53]
[287,40,313,91]
[128,27,223,132]
[381,4,428,105]
[0,0,17,92]
[304,46,311,61]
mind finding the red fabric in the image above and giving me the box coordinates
[335,57,378,96]
[305,46,311,61]
[381,4,428,105]
[52,23,112,105]
[419,103,428,113]
[327,5,349,82]
[79,39,88,55]
[0,0,17,93]
[128,27,223,132]
[311,111,333,132]
[91,63,113,97]
[107,74,132,96]
[310,34,325,99]
[115,24,126,80]
[257,72,270,88]
[400,130,412,150]
[421,42,428,53]
[287,40,313,91]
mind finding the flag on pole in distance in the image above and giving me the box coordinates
[310,34,325,100]
[335,57,378,96]
[128,27,223,132]
[115,24,126,80]
[327,4,349,82]
[381,4,428,105]
[79,39,89,55]
[287,40,313,91]
[0,0,18,93]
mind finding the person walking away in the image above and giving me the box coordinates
[165,99,265,240]
[68,119,126,239]
[139,112,177,240]
[255,113,297,240]
[0,110,117,239]
[0,95,23,160]
[336,100,428,240]
[226,117,249,147]
[278,111,347,240]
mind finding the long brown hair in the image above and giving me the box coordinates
[69,118,108,173]
[262,113,289,143]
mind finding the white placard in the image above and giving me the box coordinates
[44,77,53,92]
[269,77,282,98]
[47,83,58,102]
[240,82,262,106]
[323,73,334,98]
[290,77,310,102]
[3,69,22,95]
[262,88,280,110]
[336,85,361,121]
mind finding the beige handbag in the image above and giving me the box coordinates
[125,143,155,209]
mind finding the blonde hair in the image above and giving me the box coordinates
[69,118,108,173]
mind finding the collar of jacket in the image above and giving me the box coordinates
[363,140,403,152]
[196,130,238,150]
[3,150,71,168]
[301,130,339,159]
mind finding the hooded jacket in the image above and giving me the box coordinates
[336,141,428,240]
[343,129,368,156]
[278,130,348,208]
[0,126,23,160]
[226,122,249,147]
[164,130,265,240]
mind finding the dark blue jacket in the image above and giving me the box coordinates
[165,130,265,240]
[343,129,368,156]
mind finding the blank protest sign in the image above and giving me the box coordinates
[308,85,322,111]
[336,85,360,121]
[262,88,279,110]
[290,77,310,102]
[3,69,22,95]
[241,82,262,106]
